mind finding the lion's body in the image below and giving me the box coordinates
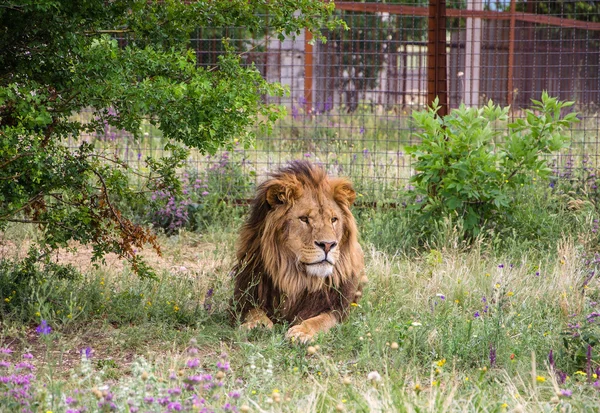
[232,161,365,342]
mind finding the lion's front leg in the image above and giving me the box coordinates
[285,313,337,344]
[240,308,274,331]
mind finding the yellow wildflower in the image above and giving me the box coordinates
[536,376,546,383]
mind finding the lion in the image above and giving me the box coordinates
[232,160,365,343]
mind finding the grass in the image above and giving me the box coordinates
[3,103,600,411]
[1,219,599,412]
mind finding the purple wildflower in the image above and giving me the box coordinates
[229,391,241,399]
[143,396,155,404]
[168,387,181,395]
[22,354,33,359]
[187,359,200,368]
[498,264,504,269]
[216,361,230,371]
[204,288,214,311]
[15,362,35,371]
[548,350,555,369]
[36,320,52,335]
[559,389,572,397]
[587,345,593,381]
[167,401,182,411]
[0,347,13,354]
[489,345,496,367]
[80,347,93,359]
[587,312,600,322]
[556,369,567,384]
[474,311,481,318]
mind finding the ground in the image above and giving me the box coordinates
[1,226,599,412]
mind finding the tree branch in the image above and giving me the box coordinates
[0,153,28,170]
[0,192,44,220]
[90,169,129,234]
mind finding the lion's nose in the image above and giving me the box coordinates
[315,241,337,254]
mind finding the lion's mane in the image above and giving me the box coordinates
[232,161,364,325]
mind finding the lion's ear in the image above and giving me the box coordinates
[331,178,356,207]
[265,179,303,207]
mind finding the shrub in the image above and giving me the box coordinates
[405,92,579,240]
[146,150,253,234]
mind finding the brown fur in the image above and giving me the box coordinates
[232,161,365,342]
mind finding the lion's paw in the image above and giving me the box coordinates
[285,324,314,344]
[240,315,273,331]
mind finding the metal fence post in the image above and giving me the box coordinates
[428,0,448,116]
[304,30,314,112]
[507,0,517,108]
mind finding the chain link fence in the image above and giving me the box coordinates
[87,0,600,205]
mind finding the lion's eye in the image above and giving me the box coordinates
[331,217,338,224]
[299,216,309,223]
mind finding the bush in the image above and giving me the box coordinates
[358,180,598,258]
[405,92,579,240]
[146,150,252,234]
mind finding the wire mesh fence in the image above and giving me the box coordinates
[87,0,600,205]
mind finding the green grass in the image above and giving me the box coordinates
[1,221,599,411]
[4,107,600,410]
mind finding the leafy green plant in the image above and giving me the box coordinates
[405,92,579,239]
[0,0,342,275]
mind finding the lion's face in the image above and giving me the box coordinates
[283,191,345,278]
[258,164,358,284]
[236,161,362,298]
